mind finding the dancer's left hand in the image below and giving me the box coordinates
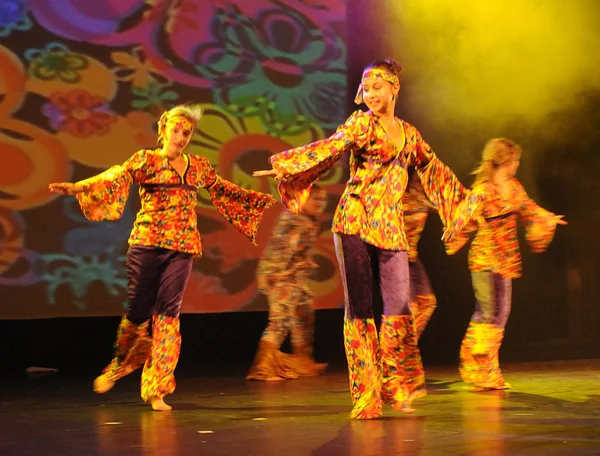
[441,228,454,242]
[555,215,568,226]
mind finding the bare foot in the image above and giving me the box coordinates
[150,397,172,411]
[400,405,416,414]
[93,375,115,394]
[265,376,285,382]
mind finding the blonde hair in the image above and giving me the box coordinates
[157,104,203,147]
[472,138,522,186]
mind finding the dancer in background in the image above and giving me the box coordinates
[402,172,438,340]
[49,105,275,411]
[254,59,466,419]
[443,138,567,391]
[247,185,328,381]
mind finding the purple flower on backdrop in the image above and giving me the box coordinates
[0,0,32,36]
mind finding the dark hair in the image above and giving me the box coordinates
[365,58,403,80]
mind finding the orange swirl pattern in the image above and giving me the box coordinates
[0,1,347,318]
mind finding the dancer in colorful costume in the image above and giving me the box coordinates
[49,105,275,411]
[402,172,439,340]
[247,185,328,381]
[443,138,567,391]
[254,60,465,419]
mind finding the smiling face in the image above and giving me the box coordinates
[362,79,397,114]
[163,116,193,154]
[356,67,400,115]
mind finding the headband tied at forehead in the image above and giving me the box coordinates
[354,68,399,105]
[158,114,195,134]
[165,115,194,131]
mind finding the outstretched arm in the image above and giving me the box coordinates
[252,169,280,179]
[515,180,567,252]
[198,156,276,245]
[412,134,470,233]
[254,110,371,213]
[48,182,86,196]
[48,150,149,221]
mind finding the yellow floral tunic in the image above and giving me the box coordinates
[269,110,464,251]
[75,149,275,257]
[445,178,558,278]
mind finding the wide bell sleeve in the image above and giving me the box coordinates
[514,180,558,253]
[207,176,276,245]
[416,152,469,229]
[74,150,148,221]
[269,110,371,214]
[444,217,479,255]
[75,166,132,221]
[442,186,484,255]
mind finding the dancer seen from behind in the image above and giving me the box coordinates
[254,59,467,419]
[49,105,275,411]
[247,185,329,381]
[443,138,567,391]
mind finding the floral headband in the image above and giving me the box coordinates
[354,68,399,105]
[166,116,194,131]
[158,115,195,134]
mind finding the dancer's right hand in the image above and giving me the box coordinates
[252,169,278,178]
[555,215,568,226]
[48,182,85,195]
[253,168,286,181]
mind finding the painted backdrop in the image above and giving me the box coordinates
[0,0,348,318]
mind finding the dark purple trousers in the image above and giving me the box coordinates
[409,258,433,302]
[470,271,512,328]
[125,245,193,324]
[334,233,410,319]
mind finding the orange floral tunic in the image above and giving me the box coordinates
[75,149,275,258]
[270,110,465,251]
[445,178,558,278]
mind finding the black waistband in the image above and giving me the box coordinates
[141,183,197,192]
[484,211,516,222]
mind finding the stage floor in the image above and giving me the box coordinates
[1,359,600,455]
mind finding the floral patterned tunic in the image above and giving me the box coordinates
[75,149,275,257]
[269,110,464,251]
[445,178,558,278]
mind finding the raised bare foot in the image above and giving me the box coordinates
[150,397,172,411]
[93,375,115,394]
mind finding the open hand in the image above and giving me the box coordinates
[252,169,278,178]
[253,168,286,181]
[441,229,453,242]
[48,182,84,196]
[555,215,568,226]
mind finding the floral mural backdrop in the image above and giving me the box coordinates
[0,0,348,319]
